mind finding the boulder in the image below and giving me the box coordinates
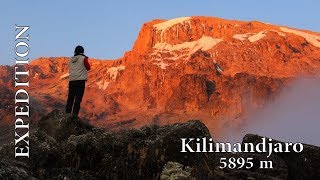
[38,110,94,141]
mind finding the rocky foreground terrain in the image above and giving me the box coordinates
[0,110,319,179]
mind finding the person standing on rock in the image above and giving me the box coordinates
[65,45,91,117]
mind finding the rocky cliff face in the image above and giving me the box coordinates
[1,16,320,142]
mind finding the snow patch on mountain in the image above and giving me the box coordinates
[154,36,222,54]
[153,17,191,31]
[153,17,192,42]
[233,30,285,42]
[96,80,109,90]
[248,31,267,42]
[150,36,222,69]
[107,65,125,80]
[153,61,169,70]
[233,33,251,41]
[233,31,267,42]
[280,27,320,48]
[60,73,69,80]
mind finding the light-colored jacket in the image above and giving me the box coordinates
[68,55,89,81]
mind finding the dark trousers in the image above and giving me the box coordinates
[65,80,86,116]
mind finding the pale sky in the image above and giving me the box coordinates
[1,0,319,65]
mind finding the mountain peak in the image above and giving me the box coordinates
[133,16,320,51]
[130,16,320,77]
